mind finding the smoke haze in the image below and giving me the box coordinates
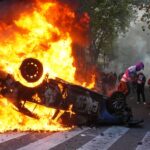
[110,10,150,81]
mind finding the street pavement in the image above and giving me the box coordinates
[0,88,150,150]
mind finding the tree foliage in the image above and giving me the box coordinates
[136,1,150,31]
[79,0,133,64]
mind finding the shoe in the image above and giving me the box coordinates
[143,102,146,105]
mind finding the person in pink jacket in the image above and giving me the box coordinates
[118,61,144,96]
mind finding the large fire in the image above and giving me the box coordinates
[0,0,95,132]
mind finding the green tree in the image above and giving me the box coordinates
[136,1,150,31]
[80,0,133,65]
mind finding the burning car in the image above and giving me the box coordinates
[0,58,143,127]
[0,1,144,132]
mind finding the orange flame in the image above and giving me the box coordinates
[0,98,70,133]
[0,1,95,132]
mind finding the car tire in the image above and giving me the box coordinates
[107,91,126,113]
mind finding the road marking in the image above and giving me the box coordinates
[17,127,90,150]
[0,132,28,144]
[77,126,129,150]
[136,132,150,150]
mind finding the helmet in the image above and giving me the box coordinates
[136,61,144,71]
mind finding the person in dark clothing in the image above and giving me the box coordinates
[136,72,146,104]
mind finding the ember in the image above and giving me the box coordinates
[0,0,95,132]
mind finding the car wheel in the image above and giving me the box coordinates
[107,91,126,113]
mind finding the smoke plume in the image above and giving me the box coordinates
[109,9,150,81]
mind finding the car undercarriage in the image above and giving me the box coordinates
[0,58,144,127]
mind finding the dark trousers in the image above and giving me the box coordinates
[136,84,145,102]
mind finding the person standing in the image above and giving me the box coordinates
[136,72,146,104]
[118,61,144,96]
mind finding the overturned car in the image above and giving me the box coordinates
[0,58,143,127]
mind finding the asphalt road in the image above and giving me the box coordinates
[109,87,150,150]
[0,88,150,150]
